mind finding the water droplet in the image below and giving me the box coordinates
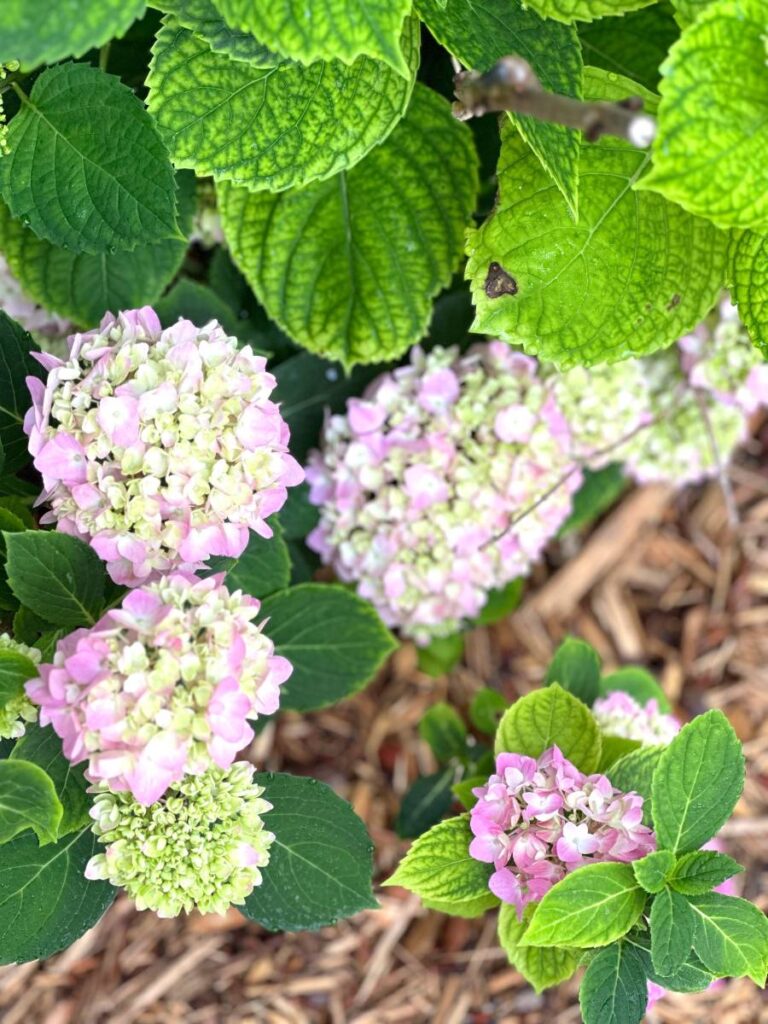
[325,368,339,382]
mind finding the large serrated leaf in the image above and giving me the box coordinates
[638,0,768,231]
[0,64,179,255]
[0,312,44,473]
[728,229,768,356]
[0,828,114,964]
[0,760,62,846]
[213,0,412,74]
[243,772,377,931]
[220,84,478,366]
[0,0,146,68]
[466,67,728,369]
[146,18,419,193]
[579,941,648,1024]
[259,584,396,712]
[497,904,578,993]
[0,175,194,327]
[579,4,679,92]
[689,894,768,985]
[414,0,582,214]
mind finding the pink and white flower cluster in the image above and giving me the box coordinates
[469,746,656,918]
[24,307,303,586]
[592,691,680,746]
[26,573,291,806]
[306,343,579,644]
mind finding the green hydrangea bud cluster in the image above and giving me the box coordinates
[0,633,40,740]
[85,761,274,918]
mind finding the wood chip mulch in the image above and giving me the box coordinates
[2,425,768,1024]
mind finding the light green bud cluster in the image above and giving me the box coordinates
[86,762,274,918]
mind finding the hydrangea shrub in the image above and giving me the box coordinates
[387,640,768,1022]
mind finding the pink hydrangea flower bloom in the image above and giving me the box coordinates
[470,747,656,918]
[25,573,292,805]
[305,343,580,644]
[592,691,680,746]
[24,307,303,585]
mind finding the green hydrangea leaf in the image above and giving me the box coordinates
[0,0,146,69]
[207,520,291,600]
[0,759,62,846]
[598,736,642,771]
[213,0,412,74]
[244,772,377,931]
[466,67,728,369]
[452,775,485,811]
[0,827,115,964]
[512,0,656,24]
[4,531,108,629]
[652,709,744,854]
[651,886,695,975]
[0,64,180,254]
[396,768,455,839]
[689,893,768,985]
[638,0,768,231]
[498,904,578,993]
[579,941,648,1024]
[579,4,680,92]
[419,703,467,764]
[494,684,602,773]
[220,84,479,367]
[560,464,627,537]
[416,634,465,678]
[632,850,675,894]
[414,0,582,214]
[523,862,646,948]
[150,0,281,64]
[259,584,396,712]
[668,0,712,23]
[146,18,419,193]
[384,814,498,915]
[598,666,670,712]
[469,688,509,736]
[0,312,44,474]
[626,931,714,992]
[10,725,91,839]
[670,851,743,897]
[728,229,768,356]
[156,278,252,339]
[0,650,37,710]
[0,175,194,326]
[608,745,664,826]
[544,637,601,706]
[474,579,524,628]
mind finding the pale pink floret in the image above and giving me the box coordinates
[469,746,656,918]
[592,691,680,746]
[305,344,579,645]
[25,573,291,804]
[24,307,303,586]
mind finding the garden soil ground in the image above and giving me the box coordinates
[2,424,767,1024]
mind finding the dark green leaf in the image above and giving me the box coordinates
[0,507,26,610]
[151,0,281,64]
[469,688,509,736]
[243,772,377,931]
[416,634,465,678]
[278,484,320,542]
[10,724,91,838]
[579,4,679,92]
[498,904,578,994]
[419,703,467,764]
[690,893,768,985]
[474,579,523,627]
[5,531,107,628]
[652,709,744,854]
[579,941,648,1024]
[559,464,627,536]
[0,828,115,964]
[259,584,396,712]
[626,931,714,993]
[396,768,455,838]
[651,887,695,975]
[0,175,194,327]
[0,0,146,68]
[0,759,62,845]
[0,650,38,709]
[1,64,179,254]
[608,744,664,826]
[0,312,44,473]
[544,637,601,706]
[156,277,248,339]
[208,521,291,601]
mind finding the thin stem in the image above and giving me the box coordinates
[695,391,739,529]
[453,55,657,148]
[99,42,111,73]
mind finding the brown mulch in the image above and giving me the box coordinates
[2,430,768,1024]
